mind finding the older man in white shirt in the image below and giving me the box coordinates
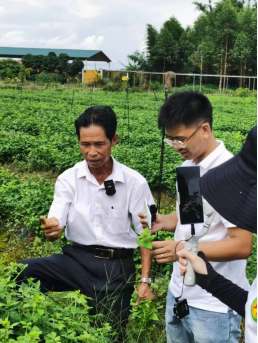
[17,105,153,329]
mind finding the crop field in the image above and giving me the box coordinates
[0,88,257,342]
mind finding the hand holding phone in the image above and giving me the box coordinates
[176,166,204,287]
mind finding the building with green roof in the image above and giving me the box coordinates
[0,47,111,63]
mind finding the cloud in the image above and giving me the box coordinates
[0,29,104,51]
[10,0,48,9]
[0,31,32,45]
[79,36,104,50]
[0,0,212,69]
[38,33,79,48]
[66,0,105,19]
[0,6,6,15]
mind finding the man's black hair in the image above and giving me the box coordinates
[158,90,213,130]
[75,106,117,141]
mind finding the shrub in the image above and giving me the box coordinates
[235,87,256,97]
[149,82,163,92]
[35,72,61,85]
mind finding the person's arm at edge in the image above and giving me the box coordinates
[136,247,153,304]
[177,227,253,262]
[160,212,178,232]
[152,226,253,264]
[131,179,154,303]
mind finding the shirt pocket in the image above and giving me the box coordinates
[107,209,129,235]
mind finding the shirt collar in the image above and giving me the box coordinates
[77,156,125,183]
[197,140,226,170]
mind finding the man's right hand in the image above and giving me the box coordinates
[138,212,164,234]
[40,216,62,241]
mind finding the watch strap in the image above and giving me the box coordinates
[140,277,152,284]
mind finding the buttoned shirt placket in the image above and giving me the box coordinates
[94,185,105,243]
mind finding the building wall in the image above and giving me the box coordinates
[83,70,101,84]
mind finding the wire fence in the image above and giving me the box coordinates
[102,70,257,93]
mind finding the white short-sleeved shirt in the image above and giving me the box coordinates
[48,157,154,249]
[170,141,250,313]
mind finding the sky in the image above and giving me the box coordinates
[0,0,210,70]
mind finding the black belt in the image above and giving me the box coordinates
[73,243,134,259]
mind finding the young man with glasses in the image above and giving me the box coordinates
[139,91,253,343]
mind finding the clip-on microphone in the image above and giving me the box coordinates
[144,199,157,228]
[104,180,116,196]
[150,204,157,223]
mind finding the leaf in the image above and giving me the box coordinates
[136,228,154,249]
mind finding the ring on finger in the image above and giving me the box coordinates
[161,254,164,258]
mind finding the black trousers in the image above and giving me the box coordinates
[16,244,136,326]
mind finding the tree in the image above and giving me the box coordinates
[214,0,238,88]
[70,58,84,77]
[57,53,70,73]
[153,27,175,72]
[125,0,257,87]
[126,51,149,71]
[193,0,213,13]
[145,24,158,69]
[228,0,245,11]
[233,4,257,85]
[0,59,26,81]
[21,52,84,81]
[44,52,59,73]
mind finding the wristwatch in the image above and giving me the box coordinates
[140,277,152,285]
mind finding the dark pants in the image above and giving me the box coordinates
[16,245,136,327]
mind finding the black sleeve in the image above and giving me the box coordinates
[195,251,248,318]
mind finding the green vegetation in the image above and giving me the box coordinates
[0,88,256,342]
[0,52,84,84]
[127,0,257,86]
[0,263,114,343]
[136,229,154,249]
[0,60,30,84]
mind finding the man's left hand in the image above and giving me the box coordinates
[136,282,153,305]
[152,240,184,264]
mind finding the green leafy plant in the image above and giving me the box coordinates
[130,291,159,328]
[0,262,113,342]
[136,228,154,249]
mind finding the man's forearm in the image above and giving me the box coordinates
[177,237,252,262]
[198,238,252,262]
[140,247,152,277]
[161,211,178,232]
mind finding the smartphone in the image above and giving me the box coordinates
[176,166,204,225]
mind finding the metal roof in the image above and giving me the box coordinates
[0,47,111,62]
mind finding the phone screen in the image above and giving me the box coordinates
[176,166,204,225]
